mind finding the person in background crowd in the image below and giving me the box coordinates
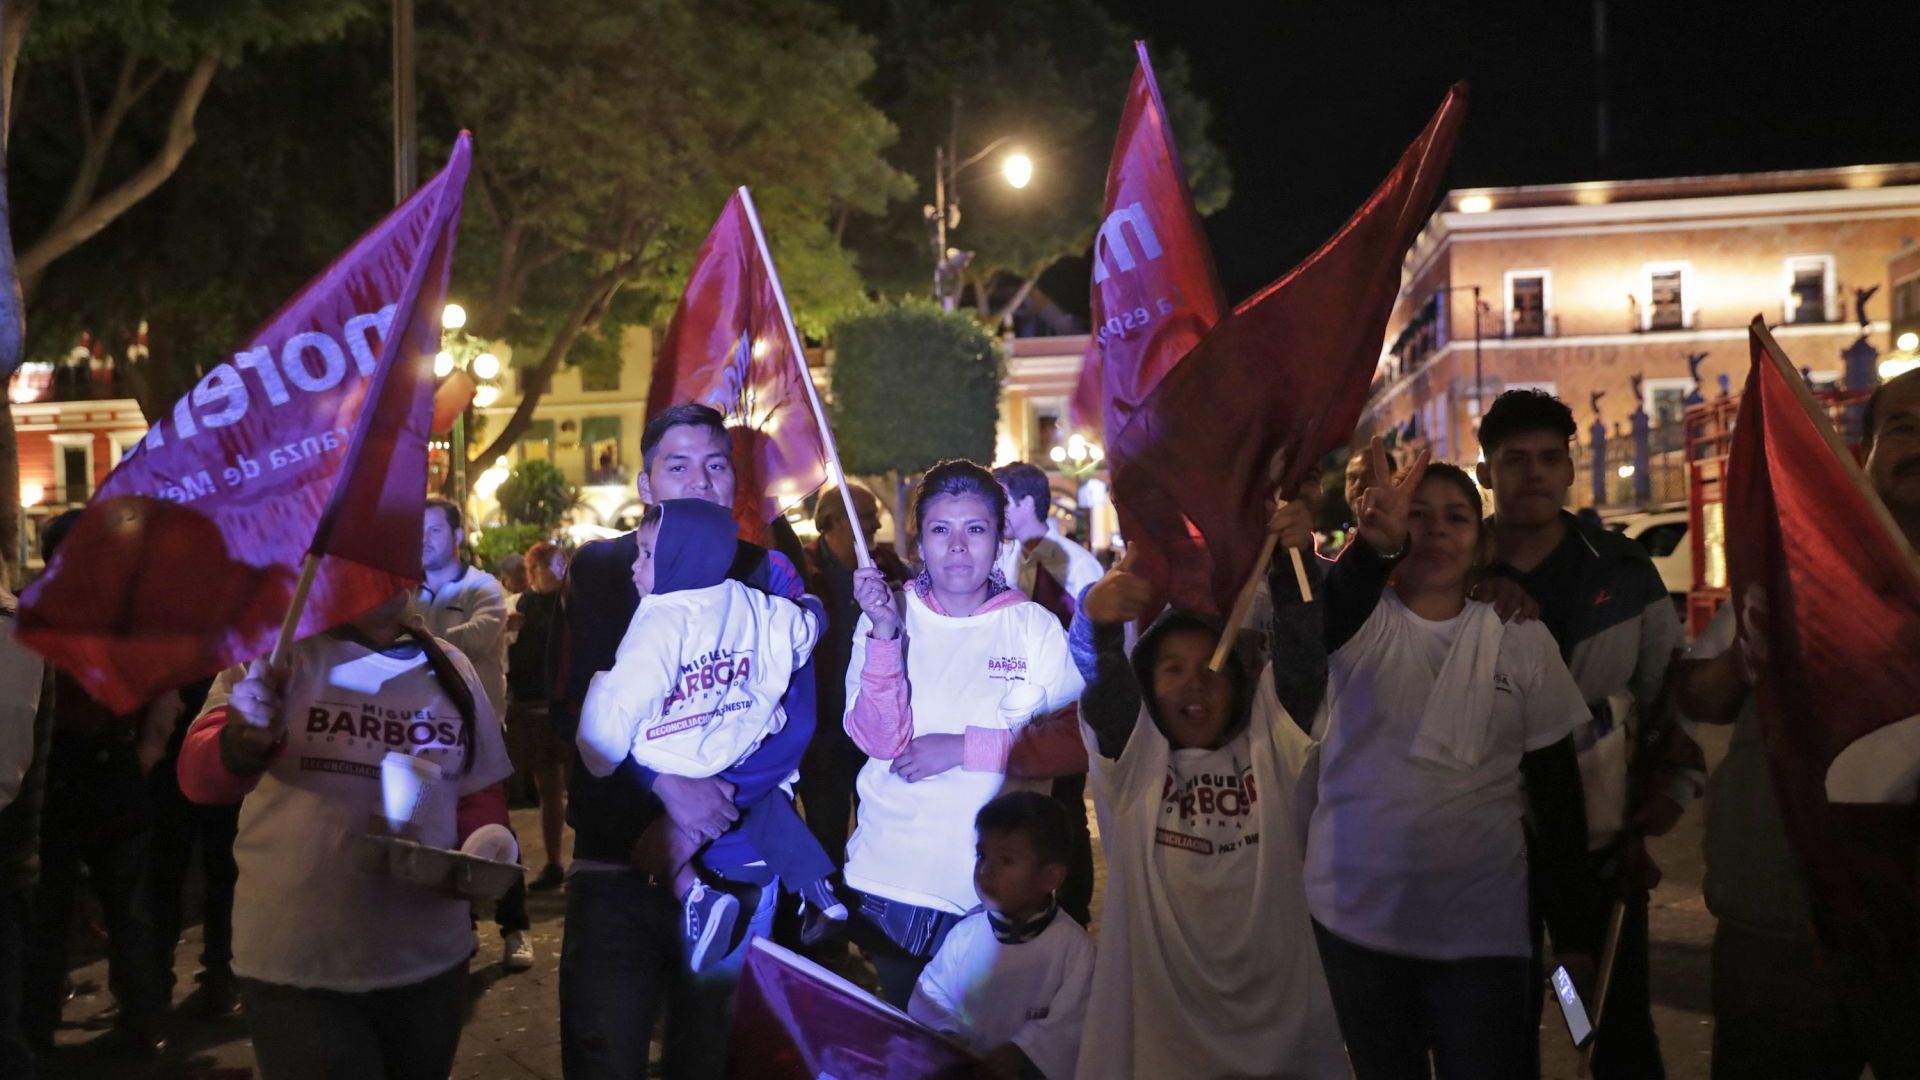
[22,511,174,1059]
[842,459,1086,1007]
[412,497,531,973]
[146,674,243,1020]
[992,463,1103,925]
[1068,492,1347,1080]
[511,541,570,891]
[0,583,53,1079]
[498,554,530,603]
[552,402,815,1078]
[1476,389,1693,1080]
[1310,447,1598,1079]
[1345,442,1397,526]
[178,590,513,1080]
[909,791,1094,1080]
[1680,366,1920,1080]
[798,485,907,878]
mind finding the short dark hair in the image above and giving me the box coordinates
[1418,461,1486,533]
[974,791,1072,868]
[424,495,463,533]
[641,403,730,470]
[913,459,1007,544]
[992,462,1052,517]
[1478,389,1576,453]
[1864,368,1920,448]
[639,503,665,530]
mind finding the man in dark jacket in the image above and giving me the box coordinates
[551,403,817,1079]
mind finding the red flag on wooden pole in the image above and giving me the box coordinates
[18,135,472,710]
[1725,319,1920,960]
[647,188,841,553]
[1110,85,1466,616]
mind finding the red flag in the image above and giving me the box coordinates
[1070,42,1230,617]
[1111,86,1466,615]
[18,136,472,712]
[1725,320,1920,960]
[648,188,829,547]
[729,939,977,1079]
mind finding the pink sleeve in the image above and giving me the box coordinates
[846,636,913,760]
[962,705,1090,778]
[177,707,269,805]
[456,783,510,844]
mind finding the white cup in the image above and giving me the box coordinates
[380,752,444,836]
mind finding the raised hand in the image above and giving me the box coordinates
[1352,436,1430,557]
[853,565,901,640]
[223,657,290,764]
[1268,495,1315,552]
[1083,543,1155,626]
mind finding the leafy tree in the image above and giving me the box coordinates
[0,0,371,582]
[836,0,1230,327]
[830,301,1001,546]
[470,521,547,577]
[496,459,576,530]
[417,0,913,471]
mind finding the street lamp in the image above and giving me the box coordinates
[926,101,1034,312]
[437,302,507,505]
[1428,283,1491,436]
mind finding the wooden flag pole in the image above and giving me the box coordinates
[268,552,323,671]
[1207,502,1312,673]
[1576,897,1630,1078]
[738,187,872,570]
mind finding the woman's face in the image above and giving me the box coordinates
[1394,476,1481,593]
[916,492,1000,600]
[1150,627,1233,751]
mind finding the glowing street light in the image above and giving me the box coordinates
[1003,152,1033,189]
[434,350,456,378]
[1897,330,1919,353]
[1049,445,1067,463]
[472,351,501,380]
[1617,464,1635,479]
[473,384,500,408]
[442,303,467,331]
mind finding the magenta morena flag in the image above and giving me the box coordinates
[647,188,829,547]
[19,135,473,712]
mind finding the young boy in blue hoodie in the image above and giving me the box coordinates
[578,499,845,970]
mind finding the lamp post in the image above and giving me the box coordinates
[437,302,502,507]
[1430,283,1490,437]
[925,99,1033,312]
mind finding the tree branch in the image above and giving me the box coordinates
[54,48,145,234]
[990,274,1042,329]
[18,52,219,299]
[467,254,643,467]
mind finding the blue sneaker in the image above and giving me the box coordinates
[684,881,740,973]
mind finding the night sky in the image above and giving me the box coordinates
[1066,0,1920,310]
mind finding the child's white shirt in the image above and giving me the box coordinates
[576,581,818,779]
[908,908,1095,1080]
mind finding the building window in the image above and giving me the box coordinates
[517,419,556,463]
[1643,263,1690,331]
[1784,255,1834,325]
[1505,271,1550,338]
[50,434,94,505]
[579,364,620,393]
[582,416,624,484]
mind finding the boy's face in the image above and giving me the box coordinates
[1151,627,1233,750]
[632,524,658,596]
[1478,429,1573,528]
[973,828,1065,920]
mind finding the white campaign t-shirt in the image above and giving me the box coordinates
[575,581,818,780]
[1309,592,1589,960]
[843,590,1085,914]
[207,633,512,992]
[909,909,1095,1080]
[1078,667,1349,1080]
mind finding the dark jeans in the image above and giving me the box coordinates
[1709,921,1861,1080]
[797,727,863,869]
[560,862,777,1079]
[494,876,530,935]
[24,829,167,1040]
[1051,773,1094,925]
[0,889,33,1080]
[1314,921,1534,1080]
[238,960,467,1080]
[1827,944,1920,1079]
[739,792,834,891]
[1530,865,1662,1080]
[148,761,239,988]
[848,890,962,1008]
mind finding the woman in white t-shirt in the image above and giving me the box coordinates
[842,459,1086,1006]
[1069,494,1350,1080]
[179,590,514,1080]
[1308,446,1596,1079]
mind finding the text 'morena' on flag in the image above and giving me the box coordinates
[16,135,474,713]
